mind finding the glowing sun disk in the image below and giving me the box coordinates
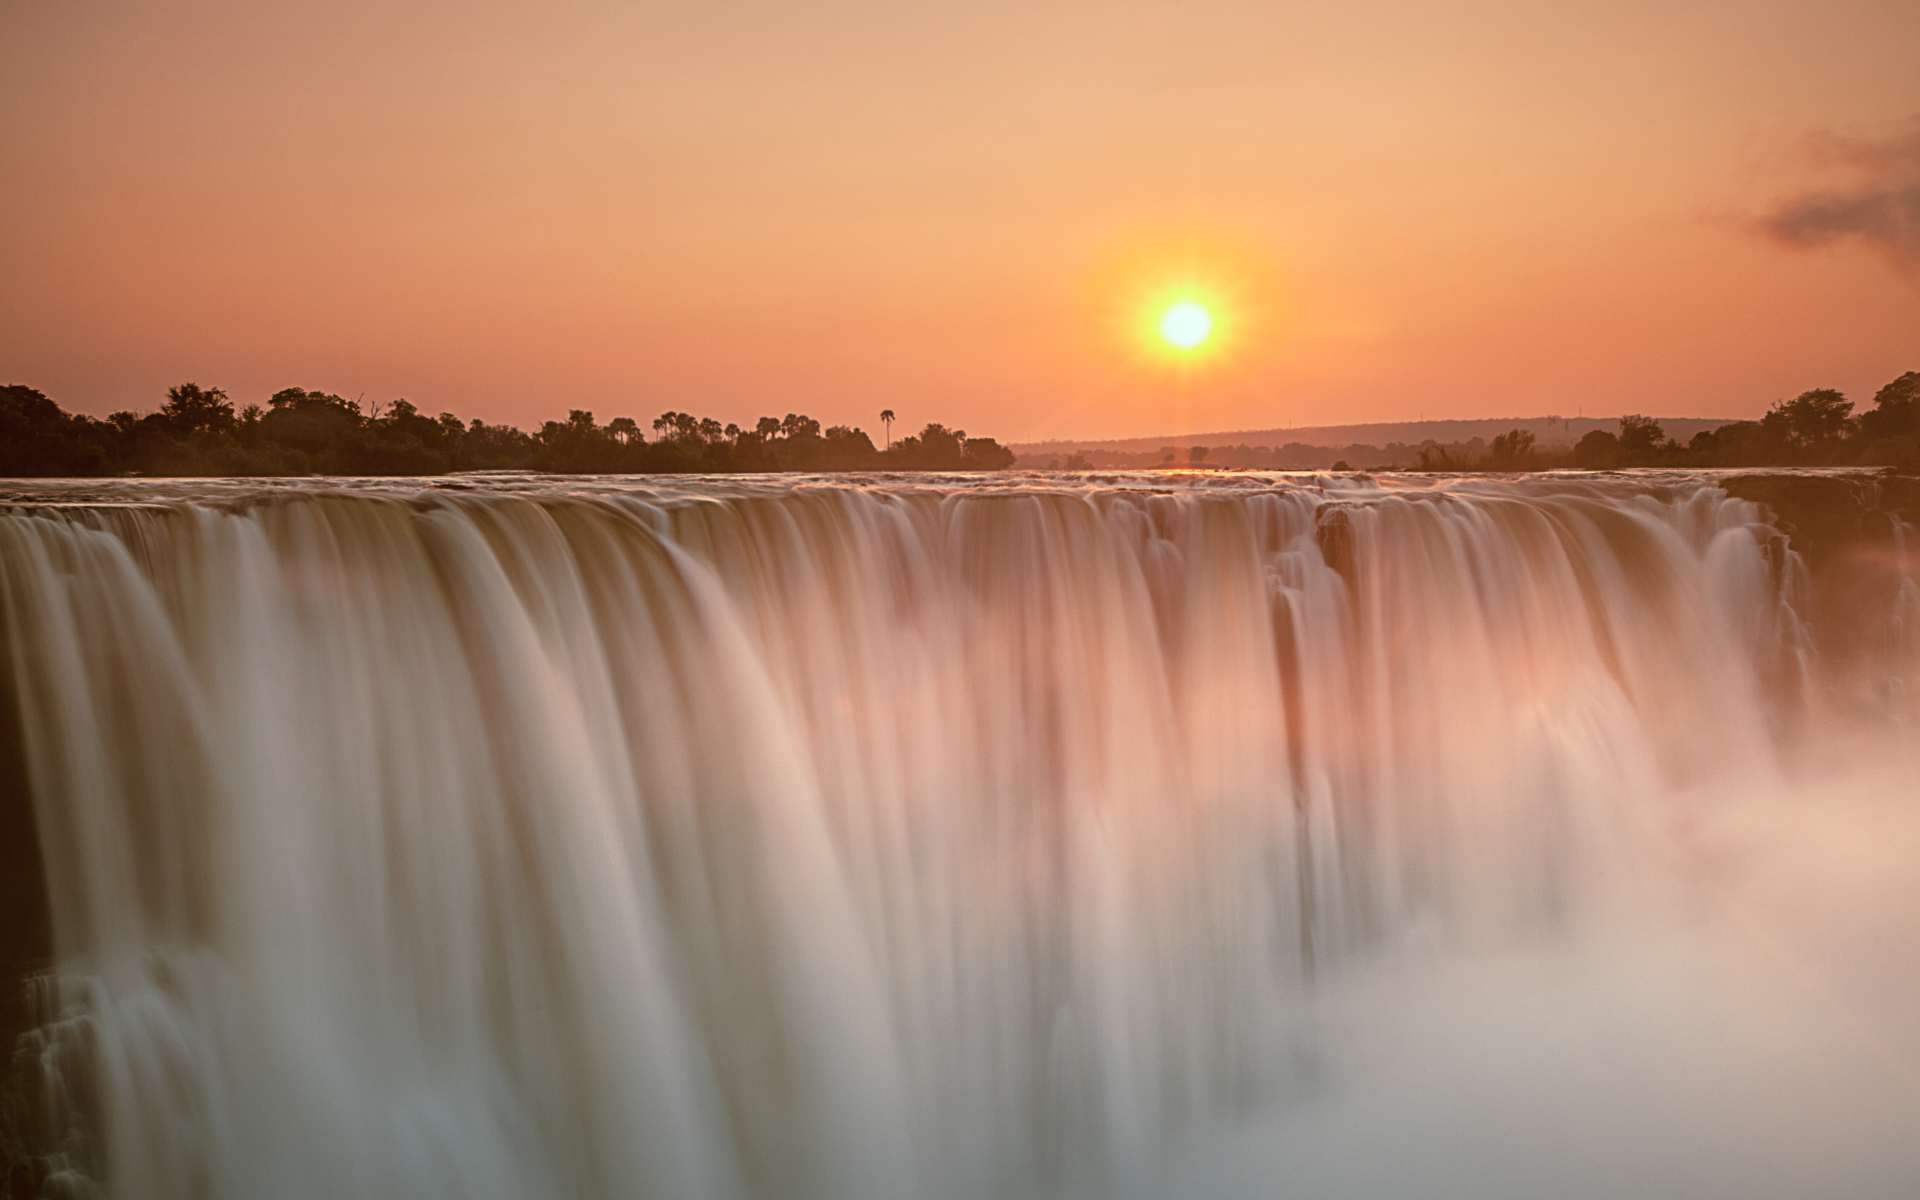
[1160,301,1213,349]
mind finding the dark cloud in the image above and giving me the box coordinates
[1755,121,1920,277]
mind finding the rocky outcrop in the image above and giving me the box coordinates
[0,636,50,985]
[1314,504,1356,582]
[0,634,52,1199]
[1722,471,1920,690]
[1721,471,1920,565]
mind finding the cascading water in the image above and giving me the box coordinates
[2,471,1917,1198]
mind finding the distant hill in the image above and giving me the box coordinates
[1012,415,1730,458]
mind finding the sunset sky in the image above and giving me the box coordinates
[3,0,1916,441]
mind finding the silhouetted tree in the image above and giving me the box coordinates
[1,385,104,475]
[963,437,1016,469]
[1490,428,1536,467]
[255,387,364,471]
[1861,372,1919,440]
[653,411,696,442]
[1765,388,1854,450]
[880,408,895,449]
[160,383,236,435]
[906,423,965,469]
[1617,414,1666,459]
[1574,429,1620,468]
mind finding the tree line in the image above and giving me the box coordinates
[1020,373,1918,473]
[0,385,1016,477]
[1434,371,1920,472]
[7,371,1915,479]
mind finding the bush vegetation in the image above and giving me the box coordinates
[0,384,1015,477]
[1481,373,1920,472]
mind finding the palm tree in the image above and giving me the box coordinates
[880,408,895,450]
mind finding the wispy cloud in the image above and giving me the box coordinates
[1754,120,1920,278]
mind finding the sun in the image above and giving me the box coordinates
[1159,300,1213,350]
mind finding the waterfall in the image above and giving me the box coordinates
[3,473,1917,1198]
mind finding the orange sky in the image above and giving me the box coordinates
[3,0,1916,441]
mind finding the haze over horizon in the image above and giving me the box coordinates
[4,0,1917,441]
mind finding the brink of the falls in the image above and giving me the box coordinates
[2,470,1918,1199]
